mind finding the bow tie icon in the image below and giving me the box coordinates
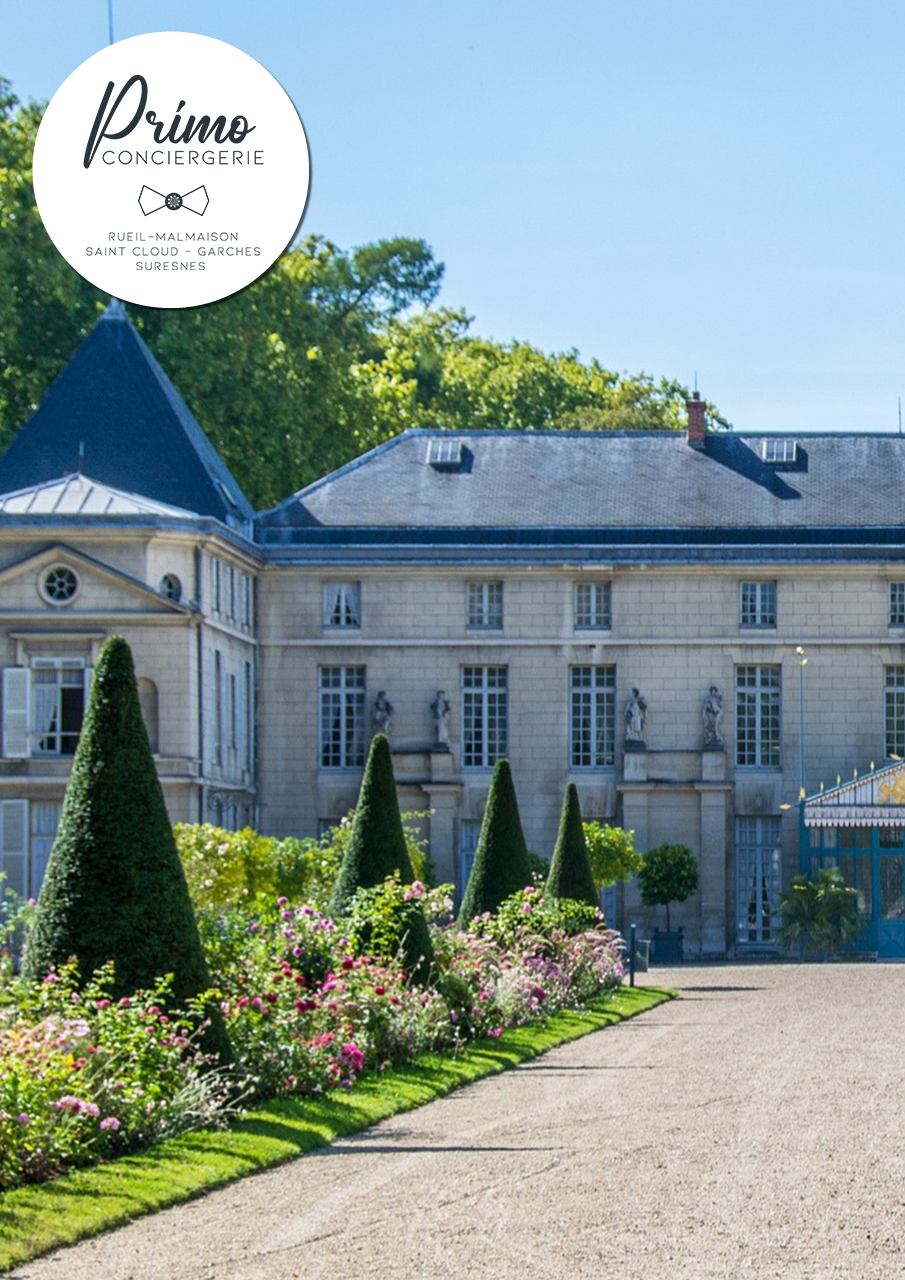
[138,185,209,216]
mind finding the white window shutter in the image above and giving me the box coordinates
[2,667,30,759]
[83,666,94,708]
[0,798,29,899]
[237,669,247,769]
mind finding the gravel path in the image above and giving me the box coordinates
[13,964,905,1280]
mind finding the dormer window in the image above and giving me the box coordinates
[427,438,464,470]
[763,439,797,465]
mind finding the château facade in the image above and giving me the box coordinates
[3,302,905,957]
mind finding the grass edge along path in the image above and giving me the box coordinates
[0,984,673,1273]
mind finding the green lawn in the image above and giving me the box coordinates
[0,984,673,1273]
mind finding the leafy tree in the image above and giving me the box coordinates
[328,734,415,917]
[0,81,103,456]
[22,637,230,1061]
[0,74,730,511]
[0,85,443,507]
[131,234,444,508]
[458,759,532,923]
[582,821,643,889]
[351,308,729,446]
[636,842,699,932]
[546,784,598,907]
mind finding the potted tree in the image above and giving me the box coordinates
[777,867,862,960]
[637,842,699,964]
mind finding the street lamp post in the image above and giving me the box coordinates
[796,645,807,803]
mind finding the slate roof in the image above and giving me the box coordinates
[258,429,905,534]
[0,301,253,526]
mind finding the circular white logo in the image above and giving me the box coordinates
[33,32,310,308]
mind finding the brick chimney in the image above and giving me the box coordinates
[687,391,706,449]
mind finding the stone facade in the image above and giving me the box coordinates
[4,307,905,958]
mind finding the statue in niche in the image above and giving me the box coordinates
[624,687,647,743]
[702,685,724,748]
[372,690,393,737]
[431,689,451,747]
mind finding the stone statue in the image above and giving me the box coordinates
[431,689,451,747]
[624,687,647,743]
[702,685,724,747]
[372,690,393,736]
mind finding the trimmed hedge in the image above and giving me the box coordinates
[546,783,598,908]
[329,734,415,916]
[458,759,531,922]
[23,636,230,1061]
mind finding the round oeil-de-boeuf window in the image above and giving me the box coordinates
[40,565,79,605]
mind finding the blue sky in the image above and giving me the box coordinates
[6,1,905,435]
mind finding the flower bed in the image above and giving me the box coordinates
[0,964,233,1190]
[0,881,623,1191]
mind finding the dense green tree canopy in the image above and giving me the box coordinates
[0,79,728,510]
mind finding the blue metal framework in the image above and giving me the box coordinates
[801,762,905,957]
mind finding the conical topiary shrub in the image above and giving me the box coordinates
[458,759,532,923]
[546,783,598,908]
[23,636,230,1061]
[328,734,415,918]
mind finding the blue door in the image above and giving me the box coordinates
[877,851,905,957]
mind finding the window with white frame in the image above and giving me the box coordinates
[323,583,361,629]
[736,816,782,945]
[319,667,366,768]
[890,584,905,627]
[460,819,481,890]
[0,799,61,901]
[462,666,507,767]
[886,667,905,758]
[466,582,503,630]
[2,660,91,759]
[740,581,777,629]
[762,439,797,465]
[570,666,616,767]
[735,665,781,767]
[574,582,611,630]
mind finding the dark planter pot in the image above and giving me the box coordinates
[652,927,684,965]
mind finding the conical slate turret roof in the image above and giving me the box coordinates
[0,300,253,525]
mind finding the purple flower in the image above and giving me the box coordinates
[342,1042,365,1073]
[99,1116,120,1131]
[16,1113,30,1125]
